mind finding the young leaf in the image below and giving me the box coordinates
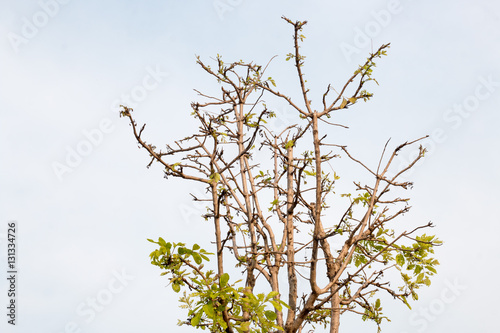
[303,170,316,176]
[340,98,348,109]
[401,295,412,310]
[396,253,405,266]
[266,291,279,300]
[265,310,277,321]
[158,237,167,247]
[192,252,202,264]
[191,310,203,326]
[203,304,214,318]
[270,300,282,312]
[426,266,437,274]
[220,273,230,287]
[209,173,221,184]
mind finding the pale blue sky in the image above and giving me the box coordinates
[1,1,499,332]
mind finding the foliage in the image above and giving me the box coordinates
[148,238,288,332]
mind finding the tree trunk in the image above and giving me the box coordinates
[330,288,340,333]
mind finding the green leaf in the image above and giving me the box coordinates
[266,291,279,300]
[426,266,437,274]
[192,244,200,251]
[203,304,214,318]
[270,300,282,312]
[375,298,381,309]
[192,253,202,265]
[265,310,277,321]
[191,310,203,326]
[285,140,294,149]
[172,283,181,293]
[158,237,167,247]
[396,253,405,267]
[279,299,291,309]
[401,296,412,310]
[220,273,230,287]
[209,172,221,185]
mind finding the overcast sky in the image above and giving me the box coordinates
[1,0,499,332]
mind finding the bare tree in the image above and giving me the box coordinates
[120,17,441,333]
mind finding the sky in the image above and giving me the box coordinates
[0,0,499,332]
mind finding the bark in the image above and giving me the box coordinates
[330,287,340,333]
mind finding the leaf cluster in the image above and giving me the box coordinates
[148,238,288,332]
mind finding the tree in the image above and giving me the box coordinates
[120,17,441,333]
